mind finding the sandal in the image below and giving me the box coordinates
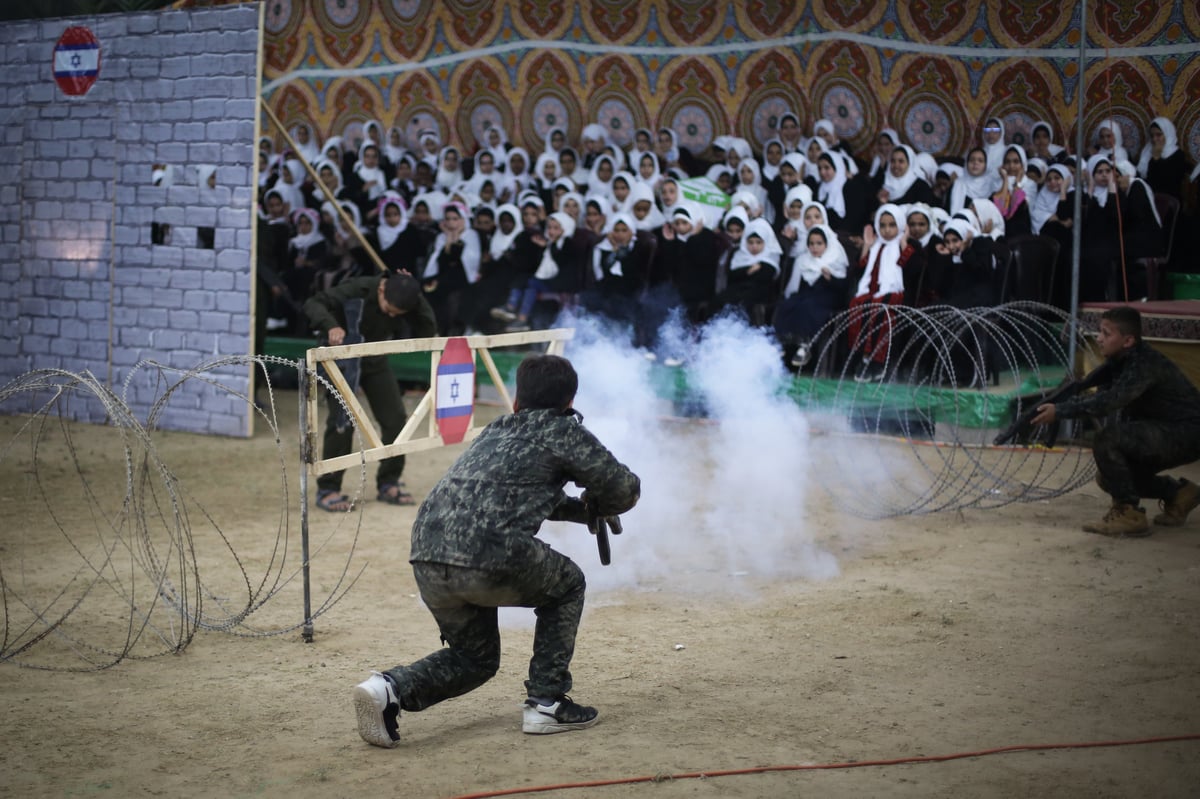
[377,482,416,506]
[316,489,354,513]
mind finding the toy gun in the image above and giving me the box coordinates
[587,507,623,566]
[993,363,1110,447]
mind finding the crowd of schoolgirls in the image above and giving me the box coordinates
[256,112,1194,376]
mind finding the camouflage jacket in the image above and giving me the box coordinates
[409,408,641,569]
[1057,342,1200,425]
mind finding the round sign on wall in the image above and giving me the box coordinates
[435,337,475,445]
[53,26,101,97]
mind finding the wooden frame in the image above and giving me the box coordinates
[302,329,573,476]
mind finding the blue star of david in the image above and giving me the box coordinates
[71,53,81,68]
[450,377,459,401]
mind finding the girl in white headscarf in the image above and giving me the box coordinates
[1092,118,1129,164]
[715,217,782,317]
[970,197,1006,240]
[384,126,407,168]
[581,123,610,168]
[506,147,532,195]
[762,137,785,182]
[368,195,413,272]
[1031,163,1072,235]
[655,127,681,170]
[274,158,307,213]
[482,125,509,168]
[627,128,655,171]
[423,201,483,333]
[435,146,464,191]
[634,150,662,191]
[880,144,935,206]
[466,149,513,203]
[1029,120,1065,163]
[543,126,568,158]
[848,203,920,381]
[734,158,772,224]
[981,117,1007,171]
[418,130,441,169]
[778,111,803,152]
[803,136,830,185]
[488,203,521,261]
[815,151,854,230]
[775,223,850,365]
[353,142,387,211]
[949,146,1003,213]
[1137,116,1189,200]
[725,138,754,172]
[1114,159,1165,299]
[587,154,618,199]
[626,181,666,231]
[868,128,902,184]
[291,122,321,165]
[1079,155,1120,301]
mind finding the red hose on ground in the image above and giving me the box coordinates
[446,733,1200,799]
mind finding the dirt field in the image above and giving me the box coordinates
[2,390,1199,799]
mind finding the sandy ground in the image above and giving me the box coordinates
[2,389,1199,799]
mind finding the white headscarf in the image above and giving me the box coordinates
[490,203,521,259]
[587,153,618,196]
[982,117,1007,171]
[761,137,785,181]
[725,138,754,169]
[735,157,769,213]
[1031,164,1071,234]
[311,157,344,196]
[626,181,665,230]
[913,152,939,185]
[1136,117,1179,179]
[195,163,218,193]
[354,143,387,202]
[418,131,441,169]
[942,218,976,263]
[534,211,578,280]
[1086,153,1114,207]
[949,148,1003,212]
[289,207,324,252]
[533,151,560,186]
[803,136,829,177]
[274,159,306,212]
[882,144,920,202]
[582,123,609,151]
[783,184,812,243]
[781,152,807,182]
[816,151,848,219]
[971,197,1006,239]
[467,150,513,199]
[730,188,763,218]
[1031,120,1065,157]
[322,199,363,238]
[291,123,321,164]
[730,217,782,272]
[592,211,637,281]
[375,196,408,251]
[856,203,907,298]
[483,125,509,168]
[785,223,848,295]
[1093,118,1129,164]
[670,200,705,242]
[543,126,567,156]
[905,203,936,248]
[869,128,901,179]
[424,202,482,283]
[634,150,662,189]
[435,146,464,191]
[657,127,680,165]
[384,126,407,166]
[506,147,531,193]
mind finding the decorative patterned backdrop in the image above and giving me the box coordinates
[234,0,1200,162]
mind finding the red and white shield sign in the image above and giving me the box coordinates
[435,337,475,445]
[53,26,101,97]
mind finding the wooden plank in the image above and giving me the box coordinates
[312,425,484,476]
[307,329,574,363]
[321,360,384,450]
[477,347,513,412]
[394,388,432,444]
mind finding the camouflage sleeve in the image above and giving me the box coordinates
[558,425,641,517]
[407,294,439,338]
[1057,361,1154,419]
[547,495,590,524]
[303,277,371,334]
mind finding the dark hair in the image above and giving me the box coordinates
[806,227,828,246]
[474,207,495,219]
[1102,306,1142,341]
[382,272,420,311]
[515,354,578,411]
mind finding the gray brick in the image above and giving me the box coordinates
[128,102,161,123]
[32,316,58,335]
[182,247,216,268]
[60,160,89,180]
[184,331,213,352]
[143,122,171,143]
[222,53,256,75]
[206,269,236,290]
[216,249,248,271]
[52,120,82,139]
[150,245,184,268]
[120,326,151,347]
[90,161,115,181]
[22,180,45,199]
[127,14,158,34]
[200,311,231,333]
[206,121,240,141]
[169,309,198,329]
[155,207,185,227]
[18,297,48,315]
[46,299,77,317]
[63,279,93,299]
[231,186,254,207]
[81,119,113,138]
[153,329,183,349]
[189,143,222,163]
[59,318,88,340]
[63,202,91,221]
[21,334,50,354]
[96,15,128,38]
[137,186,167,205]
[45,182,74,200]
[69,103,104,119]
[206,30,244,53]
[34,200,62,220]
[218,208,248,227]
[175,121,207,142]
[26,83,53,103]
[50,337,79,357]
[139,268,169,288]
[182,289,215,310]
[235,229,254,250]
[185,206,217,227]
[159,56,193,80]
[32,160,59,179]
[41,104,68,119]
[158,142,188,162]
[116,121,144,142]
[130,59,161,79]
[118,245,152,267]
[159,11,191,33]
[193,98,227,120]
[139,308,169,329]
[120,286,152,307]
[162,99,192,121]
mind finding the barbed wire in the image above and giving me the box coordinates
[0,355,374,671]
[797,301,1097,519]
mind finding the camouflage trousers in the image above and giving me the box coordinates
[386,543,586,712]
[1093,419,1200,506]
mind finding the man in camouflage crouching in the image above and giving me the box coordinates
[353,354,641,747]
[1032,306,1200,537]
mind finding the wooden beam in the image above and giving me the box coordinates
[321,360,383,450]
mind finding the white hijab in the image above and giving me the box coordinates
[982,117,1007,171]
[1116,159,1162,228]
[949,148,1003,212]
[972,197,1006,240]
[1087,153,1114,208]
[1031,164,1071,234]
[354,143,387,201]
[435,146,464,191]
[856,204,907,298]
[1031,120,1065,157]
[761,137,785,181]
[882,145,920,202]
[626,181,665,231]
[869,128,900,179]
[375,196,408,251]
[1093,118,1129,164]
[384,126,407,166]
[289,207,324,252]
[816,151,848,219]
[490,203,521,259]
[730,217,782,272]
[506,147,532,193]
[905,204,936,248]
[592,211,637,281]
[1136,117,1179,178]
[785,223,848,295]
[291,123,321,164]
[424,203,482,283]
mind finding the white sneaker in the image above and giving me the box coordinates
[490,307,517,322]
[353,672,400,748]
[521,696,599,735]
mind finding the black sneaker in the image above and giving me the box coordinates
[521,695,599,734]
[353,672,400,747]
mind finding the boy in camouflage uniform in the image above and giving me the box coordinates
[353,354,641,747]
[1032,306,1200,537]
